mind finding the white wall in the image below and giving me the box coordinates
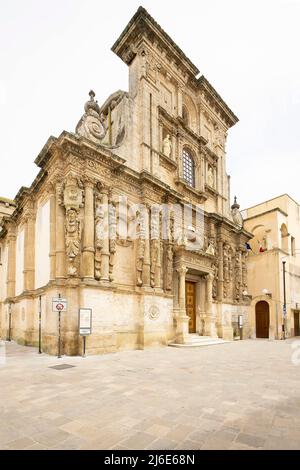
[35,200,50,289]
[15,229,24,296]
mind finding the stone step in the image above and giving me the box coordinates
[168,336,230,348]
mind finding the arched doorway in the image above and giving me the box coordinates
[255,301,270,338]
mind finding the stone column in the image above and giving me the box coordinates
[217,240,224,301]
[55,182,66,279]
[6,222,16,299]
[82,179,95,280]
[204,273,218,338]
[100,189,110,282]
[49,187,56,281]
[175,266,189,343]
[24,212,35,291]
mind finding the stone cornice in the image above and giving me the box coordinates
[111,6,199,78]
[243,206,288,221]
[198,76,239,128]
[175,178,207,204]
[158,106,208,148]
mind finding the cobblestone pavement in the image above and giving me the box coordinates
[0,339,300,450]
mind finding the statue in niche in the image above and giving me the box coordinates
[109,202,117,281]
[207,166,215,188]
[65,208,81,276]
[94,195,105,280]
[162,134,172,158]
[206,238,216,256]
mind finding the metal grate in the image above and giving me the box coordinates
[182,149,195,187]
[49,364,76,370]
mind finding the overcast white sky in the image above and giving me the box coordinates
[0,0,299,208]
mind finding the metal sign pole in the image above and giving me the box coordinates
[38,295,42,354]
[8,303,12,341]
[58,310,61,359]
[83,336,86,358]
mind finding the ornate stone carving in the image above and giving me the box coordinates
[162,134,172,158]
[231,197,243,229]
[76,90,107,144]
[206,238,215,256]
[150,207,160,288]
[94,194,104,280]
[242,252,248,292]
[109,201,117,281]
[207,165,215,188]
[136,208,146,286]
[65,208,81,276]
[63,175,83,211]
[148,305,160,321]
[164,243,174,291]
[234,250,242,302]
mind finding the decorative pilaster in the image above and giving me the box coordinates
[23,208,35,291]
[100,189,110,282]
[142,205,151,287]
[82,179,95,280]
[217,240,224,301]
[175,265,189,344]
[55,182,66,278]
[49,186,56,281]
[6,222,16,298]
[204,273,218,338]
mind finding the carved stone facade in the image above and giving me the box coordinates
[0,7,251,355]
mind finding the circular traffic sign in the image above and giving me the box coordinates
[56,303,64,311]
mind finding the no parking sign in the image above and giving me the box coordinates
[52,298,67,313]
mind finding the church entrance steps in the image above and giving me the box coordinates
[168,334,230,348]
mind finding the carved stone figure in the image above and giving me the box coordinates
[150,207,160,287]
[63,175,83,211]
[95,195,104,280]
[235,251,242,301]
[231,196,243,229]
[207,166,215,188]
[206,239,215,256]
[165,243,173,291]
[136,209,146,286]
[212,260,218,299]
[109,202,117,281]
[162,134,172,158]
[65,208,81,275]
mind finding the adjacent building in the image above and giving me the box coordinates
[243,194,300,339]
[0,7,252,355]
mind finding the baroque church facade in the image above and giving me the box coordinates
[0,7,252,355]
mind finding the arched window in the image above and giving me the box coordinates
[182,148,195,187]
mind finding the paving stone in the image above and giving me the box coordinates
[236,433,266,448]
[1,340,300,450]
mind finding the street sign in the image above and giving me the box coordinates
[79,308,92,336]
[283,305,287,317]
[52,298,67,313]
